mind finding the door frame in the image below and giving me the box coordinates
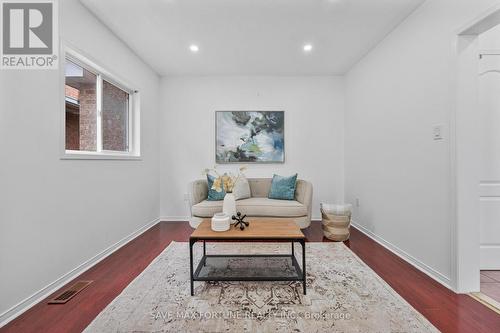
[453,4,500,293]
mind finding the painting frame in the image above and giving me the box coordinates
[215,110,285,164]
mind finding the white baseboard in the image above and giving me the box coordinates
[160,216,190,222]
[480,245,500,269]
[161,217,322,222]
[0,217,161,328]
[351,221,453,290]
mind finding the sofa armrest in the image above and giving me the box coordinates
[189,179,208,206]
[295,180,313,222]
[295,180,312,205]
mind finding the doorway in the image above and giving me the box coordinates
[454,5,500,295]
[454,6,500,314]
[473,36,500,311]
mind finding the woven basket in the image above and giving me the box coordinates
[321,209,351,241]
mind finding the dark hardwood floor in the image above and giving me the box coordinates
[2,221,500,333]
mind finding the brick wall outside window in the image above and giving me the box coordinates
[65,60,130,152]
[65,105,80,150]
[79,85,97,151]
[102,81,128,151]
[65,85,79,101]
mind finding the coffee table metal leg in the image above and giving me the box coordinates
[189,239,195,296]
[203,241,206,266]
[301,240,306,295]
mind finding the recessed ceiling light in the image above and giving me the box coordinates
[303,44,313,52]
[189,44,199,53]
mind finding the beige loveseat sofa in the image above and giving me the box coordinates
[188,178,313,229]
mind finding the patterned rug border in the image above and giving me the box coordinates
[84,240,438,332]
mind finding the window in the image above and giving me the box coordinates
[63,51,139,159]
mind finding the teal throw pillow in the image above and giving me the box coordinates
[268,174,298,200]
[207,174,226,201]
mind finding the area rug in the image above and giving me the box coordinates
[84,242,438,333]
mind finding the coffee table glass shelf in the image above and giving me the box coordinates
[189,218,306,296]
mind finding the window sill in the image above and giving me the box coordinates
[61,151,142,161]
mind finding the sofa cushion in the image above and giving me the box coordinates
[192,200,223,217]
[192,197,307,218]
[248,178,272,197]
[237,197,307,217]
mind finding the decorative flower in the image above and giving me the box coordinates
[222,174,235,192]
[212,177,223,192]
[203,166,247,193]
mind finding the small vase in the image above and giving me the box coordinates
[211,213,230,232]
[223,192,237,223]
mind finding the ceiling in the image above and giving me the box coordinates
[81,0,424,76]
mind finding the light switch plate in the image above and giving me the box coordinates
[433,125,444,140]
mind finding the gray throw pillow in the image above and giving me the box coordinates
[233,175,251,200]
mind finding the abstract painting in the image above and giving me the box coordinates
[216,111,284,163]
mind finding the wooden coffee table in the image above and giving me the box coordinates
[189,218,306,296]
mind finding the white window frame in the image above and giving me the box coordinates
[61,46,141,160]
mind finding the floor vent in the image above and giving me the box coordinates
[48,280,93,304]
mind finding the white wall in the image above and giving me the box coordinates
[0,0,160,321]
[344,0,500,288]
[478,25,500,269]
[160,76,345,220]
